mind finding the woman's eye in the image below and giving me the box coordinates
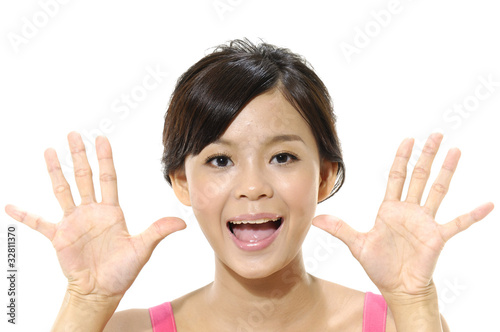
[207,155,233,167]
[271,153,298,164]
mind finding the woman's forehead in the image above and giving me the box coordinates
[220,90,313,141]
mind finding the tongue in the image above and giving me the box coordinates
[232,222,278,242]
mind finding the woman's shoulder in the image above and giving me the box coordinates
[103,284,209,332]
[104,308,152,332]
[313,276,397,331]
[314,276,365,330]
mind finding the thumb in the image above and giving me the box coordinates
[140,217,187,252]
[312,214,363,258]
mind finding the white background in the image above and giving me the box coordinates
[1,0,499,331]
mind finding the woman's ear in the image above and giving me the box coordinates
[318,160,338,202]
[169,169,191,206]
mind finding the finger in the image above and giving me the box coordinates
[405,133,443,204]
[423,148,461,216]
[384,138,414,201]
[440,202,494,242]
[96,136,118,205]
[44,148,76,214]
[68,132,96,204]
[139,217,187,253]
[4,204,56,240]
[312,214,363,258]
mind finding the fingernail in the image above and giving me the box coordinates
[5,205,20,218]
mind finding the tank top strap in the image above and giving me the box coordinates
[149,302,177,332]
[362,292,387,332]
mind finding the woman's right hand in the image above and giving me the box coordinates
[5,132,186,302]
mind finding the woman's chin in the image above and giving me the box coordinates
[217,252,301,282]
[224,259,281,280]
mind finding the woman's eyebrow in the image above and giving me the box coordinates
[266,134,305,145]
[212,134,305,146]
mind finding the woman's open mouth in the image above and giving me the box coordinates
[227,217,283,251]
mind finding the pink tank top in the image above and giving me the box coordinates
[149,292,387,331]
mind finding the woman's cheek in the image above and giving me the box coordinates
[286,169,319,218]
[276,166,319,202]
[189,174,230,213]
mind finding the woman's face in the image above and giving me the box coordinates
[176,89,335,279]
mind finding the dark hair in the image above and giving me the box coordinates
[162,39,345,200]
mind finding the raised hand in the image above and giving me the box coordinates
[313,133,494,298]
[5,132,186,301]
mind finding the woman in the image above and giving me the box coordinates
[5,39,493,331]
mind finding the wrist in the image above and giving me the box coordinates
[383,286,438,308]
[382,283,443,331]
[65,287,123,308]
[51,290,122,332]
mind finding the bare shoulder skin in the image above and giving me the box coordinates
[104,309,152,332]
[101,278,379,331]
[103,276,450,331]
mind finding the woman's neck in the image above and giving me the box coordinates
[205,252,328,330]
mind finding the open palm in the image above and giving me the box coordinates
[313,133,493,296]
[5,133,185,300]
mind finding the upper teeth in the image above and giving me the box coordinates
[229,218,280,225]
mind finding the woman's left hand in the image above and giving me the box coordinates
[313,133,494,299]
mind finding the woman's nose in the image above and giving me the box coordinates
[233,164,273,200]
